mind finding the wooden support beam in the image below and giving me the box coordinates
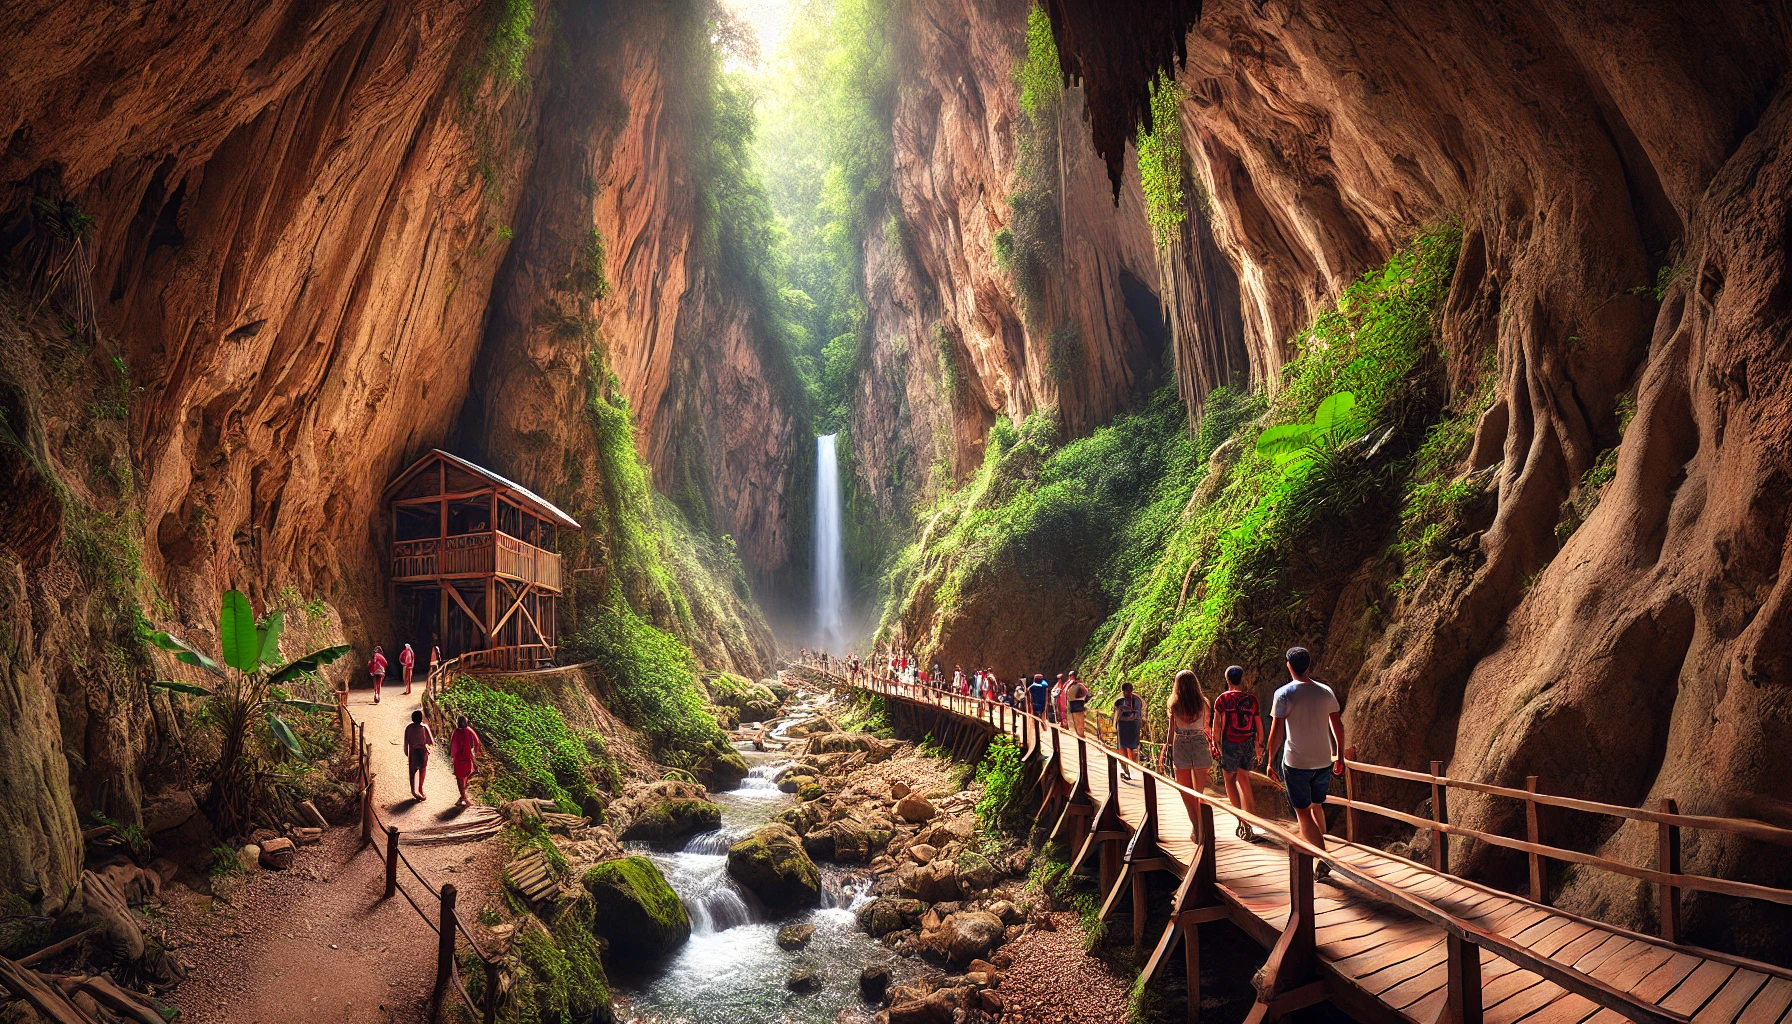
[1443,933,1483,1024]
[1658,797,1681,942]
[1098,862,1134,922]
[1183,914,1202,1024]
[1241,848,1319,1024]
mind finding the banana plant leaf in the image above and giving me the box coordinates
[257,610,285,668]
[267,644,353,686]
[149,679,215,697]
[266,713,304,756]
[220,590,261,672]
[269,698,337,714]
[145,630,225,678]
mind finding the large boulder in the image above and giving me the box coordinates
[895,794,937,823]
[583,856,691,958]
[726,823,821,912]
[619,797,721,847]
[937,911,1005,965]
[805,732,885,755]
[704,673,783,722]
[700,747,751,791]
[857,896,927,937]
[954,850,998,894]
[902,859,959,903]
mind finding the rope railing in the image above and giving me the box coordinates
[849,675,1792,1024]
[341,654,501,1024]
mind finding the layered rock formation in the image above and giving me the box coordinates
[1037,0,1792,952]
[0,0,789,905]
[849,0,1179,525]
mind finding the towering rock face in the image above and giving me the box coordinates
[0,0,791,904]
[849,0,1176,524]
[1040,0,1792,950]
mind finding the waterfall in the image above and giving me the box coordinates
[814,434,846,651]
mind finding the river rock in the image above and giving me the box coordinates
[857,896,926,937]
[237,844,260,872]
[979,989,1004,1013]
[777,774,815,794]
[786,966,820,993]
[140,790,199,835]
[777,923,816,950]
[890,781,911,800]
[701,747,751,791]
[908,843,937,864]
[619,797,722,847]
[860,962,891,1003]
[894,794,936,823]
[903,859,958,903]
[954,850,998,894]
[805,732,884,755]
[987,900,1022,925]
[938,911,1005,965]
[777,801,822,835]
[583,856,691,957]
[727,823,821,912]
[258,837,295,870]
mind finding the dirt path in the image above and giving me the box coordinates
[166,686,505,1024]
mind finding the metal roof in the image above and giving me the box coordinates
[384,449,581,530]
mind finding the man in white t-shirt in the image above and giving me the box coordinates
[1267,646,1345,880]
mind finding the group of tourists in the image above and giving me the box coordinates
[364,641,490,810]
[874,645,1344,873]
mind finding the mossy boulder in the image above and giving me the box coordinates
[618,797,721,847]
[857,896,926,937]
[727,823,821,913]
[805,732,886,755]
[699,746,751,791]
[583,856,691,958]
[704,673,783,722]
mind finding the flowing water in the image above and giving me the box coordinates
[610,701,911,1023]
[813,434,847,652]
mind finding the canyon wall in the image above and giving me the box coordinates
[0,0,791,906]
[849,0,1187,527]
[1040,0,1792,952]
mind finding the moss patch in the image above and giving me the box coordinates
[583,856,691,959]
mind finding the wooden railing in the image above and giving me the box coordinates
[1334,746,1792,943]
[851,676,1792,1024]
[391,532,562,591]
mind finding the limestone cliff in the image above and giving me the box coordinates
[0,0,789,906]
[849,0,1177,529]
[1034,0,1792,953]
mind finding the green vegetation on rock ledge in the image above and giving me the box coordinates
[436,675,618,813]
[886,226,1468,726]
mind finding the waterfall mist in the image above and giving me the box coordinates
[813,434,846,651]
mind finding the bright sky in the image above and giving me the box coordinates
[720,0,797,70]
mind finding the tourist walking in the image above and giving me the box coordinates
[1028,673,1051,721]
[399,642,415,695]
[449,714,485,807]
[1165,669,1213,838]
[1210,665,1264,841]
[1113,682,1144,780]
[1065,672,1090,736]
[403,709,434,800]
[367,645,388,704]
[1266,646,1344,880]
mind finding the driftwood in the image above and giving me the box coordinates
[66,975,163,1024]
[17,927,100,968]
[0,956,99,1024]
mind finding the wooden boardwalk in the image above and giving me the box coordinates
[854,679,1792,1024]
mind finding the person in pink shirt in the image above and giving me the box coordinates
[368,646,388,704]
[449,715,485,807]
[400,643,415,695]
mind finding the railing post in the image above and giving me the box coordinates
[1658,797,1681,942]
[1525,775,1545,903]
[1430,760,1449,874]
[1445,933,1484,1024]
[431,882,458,1020]
[1343,745,1360,843]
[483,958,500,1024]
[361,772,375,844]
[385,826,400,899]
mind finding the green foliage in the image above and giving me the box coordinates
[571,228,609,303]
[838,690,892,736]
[1137,73,1186,247]
[1046,323,1084,383]
[1389,354,1497,591]
[1015,5,1062,118]
[476,897,609,1024]
[480,0,536,85]
[973,736,1025,831]
[146,590,349,835]
[563,602,727,763]
[437,676,617,809]
[1081,226,1461,714]
[1191,384,1264,467]
[934,323,964,398]
[1254,392,1359,467]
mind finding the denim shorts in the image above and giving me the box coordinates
[1220,738,1256,773]
[1283,765,1332,809]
